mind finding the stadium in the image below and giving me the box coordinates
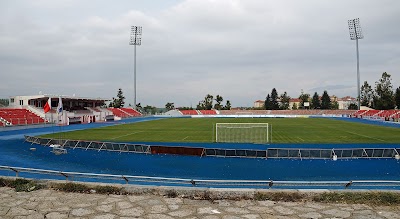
[1,95,400,189]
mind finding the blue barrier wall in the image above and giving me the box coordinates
[1,117,400,187]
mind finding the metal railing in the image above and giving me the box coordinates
[25,135,151,154]
[1,165,400,189]
[25,135,400,160]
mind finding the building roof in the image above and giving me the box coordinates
[10,94,110,101]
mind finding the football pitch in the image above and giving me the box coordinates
[42,117,400,144]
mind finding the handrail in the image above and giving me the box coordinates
[1,165,400,188]
[24,135,400,160]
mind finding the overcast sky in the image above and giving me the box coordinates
[1,0,399,107]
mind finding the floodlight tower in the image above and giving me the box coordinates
[348,18,363,110]
[130,26,142,109]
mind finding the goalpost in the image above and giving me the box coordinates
[215,123,269,144]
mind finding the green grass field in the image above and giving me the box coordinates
[41,117,400,144]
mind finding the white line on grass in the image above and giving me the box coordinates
[345,131,386,142]
[182,136,189,141]
[297,137,305,142]
[110,131,143,140]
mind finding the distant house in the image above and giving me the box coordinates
[289,98,301,109]
[253,100,265,108]
[254,96,356,110]
[337,96,357,110]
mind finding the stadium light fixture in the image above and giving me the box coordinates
[129,26,142,109]
[348,18,363,110]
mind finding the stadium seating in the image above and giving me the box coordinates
[120,108,142,117]
[219,110,356,116]
[107,108,142,118]
[199,110,217,115]
[107,108,130,118]
[352,110,367,117]
[351,109,400,120]
[179,110,199,115]
[376,110,397,118]
[392,111,400,119]
[362,110,381,117]
[0,109,45,125]
[321,110,357,116]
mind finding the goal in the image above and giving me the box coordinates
[215,123,269,144]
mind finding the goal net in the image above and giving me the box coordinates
[215,123,269,144]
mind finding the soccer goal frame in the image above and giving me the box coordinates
[215,123,269,144]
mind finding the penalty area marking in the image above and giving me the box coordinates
[110,131,143,140]
[182,136,190,141]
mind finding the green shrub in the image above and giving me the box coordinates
[14,181,42,192]
[0,178,43,192]
[94,185,123,195]
[53,183,90,193]
[0,178,13,187]
[10,179,31,188]
[313,192,400,206]
[165,189,178,198]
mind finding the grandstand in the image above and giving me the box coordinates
[0,109,45,126]
[2,93,399,127]
[0,94,142,127]
[163,109,400,123]
[107,107,142,118]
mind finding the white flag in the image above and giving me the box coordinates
[57,97,63,115]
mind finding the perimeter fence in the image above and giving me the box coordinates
[1,165,400,189]
[24,136,400,160]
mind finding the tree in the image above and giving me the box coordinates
[292,102,298,110]
[136,103,143,112]
[196,94,213,110]
[197,94,230,110]
[373,72,395,110]
[214,95,224,110]
[270,88,279,110]
[165,102,175,111]
[299,92,310,109]
[204,94,213,110]
[311,92,321,109]
[116,88,125,108]
[196,101,204,110]
[0,99,9,106]
[109,88,125,108]
[348,103,358,110]
[264,94,272,110]
[360,81,374,107]
[224,100,231,110]
[108,97,116,107]
[279,92,290,110]
[396,87,400,109]
[331,100,339,109]
[143,105,157,114]
[321,91,331,109]
[178,106,193,110]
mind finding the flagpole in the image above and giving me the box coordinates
[57,96,63,141]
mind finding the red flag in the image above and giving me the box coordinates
[44,98,51,113]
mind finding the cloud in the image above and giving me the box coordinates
[0,0,399,107]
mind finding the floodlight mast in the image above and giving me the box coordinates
[129,26,142,110]
[348,18,363,110]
